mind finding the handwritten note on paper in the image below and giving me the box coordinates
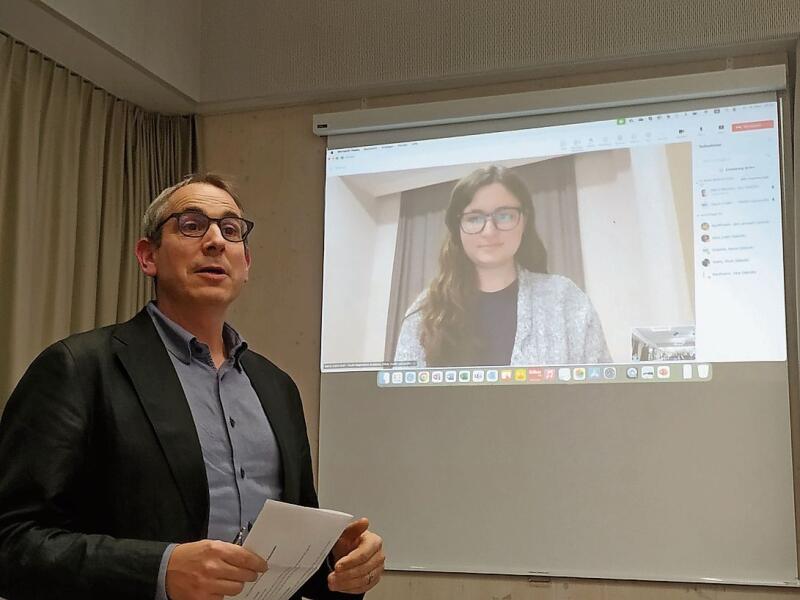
[227,500,353,600]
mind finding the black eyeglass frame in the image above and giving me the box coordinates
[156,211,255,243]
[458,206,526,235]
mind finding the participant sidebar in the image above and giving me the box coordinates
[693,112,787,362]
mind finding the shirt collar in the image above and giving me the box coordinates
[146,301,248,369]
[222,322,248,368]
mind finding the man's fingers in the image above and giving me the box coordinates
[334,530,382,571]
[331,517,371,563]
[211,562,260,583]
[328,559,385,593]
[217,542,269,573]
[332,556,385,586]
[329,531,385,593]
[207,578,248,597]
[341,517,370,540]
[334,546,384,579]
[328,526,385,593]
[167,540,268,600]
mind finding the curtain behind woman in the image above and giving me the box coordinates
[0,33,197,404]
[384,180,452,362]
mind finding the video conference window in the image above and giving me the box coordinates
[321,101,786,383]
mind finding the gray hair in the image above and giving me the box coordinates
[142,173,244,244]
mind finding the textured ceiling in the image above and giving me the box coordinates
[198,0,800,108]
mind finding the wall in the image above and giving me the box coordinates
[667,143,696,304]
[576,145,694,362]
[200,52,800,599]
[197,0,800,110]
[321,180,400,366]
[322,177,377,365]
[364,192,401,361]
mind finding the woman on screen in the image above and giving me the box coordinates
[394,165,611,368]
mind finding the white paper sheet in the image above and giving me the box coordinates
[227,500,353,600]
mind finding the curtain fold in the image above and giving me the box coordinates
[0,33,197,404]
[384,180,451,362]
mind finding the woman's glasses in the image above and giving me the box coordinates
[156,211,255,242]
[459,207,523,235]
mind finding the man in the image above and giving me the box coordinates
[0,174,384,600]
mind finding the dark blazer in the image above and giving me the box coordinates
[0,309,352,600]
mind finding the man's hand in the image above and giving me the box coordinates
[166,539,268,600]
[328,518,385,594]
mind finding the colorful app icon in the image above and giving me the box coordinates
[431,371,444,383]
[404,371,417,384]
[418,371,430,384]
[378,372,391,385]
[641,366,655,379]
[558,368,571,382]
[626,367,638,379]
[458,370,471,383]
[500,369,513,381]
[486,369,499,382]
[514,368,527,381]
[544,368,556,381]
[527,368,543,382]
[588,367,602,380]
[697,364,710,378]
[682,364,692,380]
[391,371,403,384]
[445,370,457,383]
[472,370,485,383]
[656,365,670,379]
[603,367,617,380]
[573,367,586,381]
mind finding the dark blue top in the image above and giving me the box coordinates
[473,278,518,366]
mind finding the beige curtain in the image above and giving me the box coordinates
[0,33,197,405]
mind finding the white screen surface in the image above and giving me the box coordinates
[318,96,797,585]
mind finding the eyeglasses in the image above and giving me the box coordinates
[459,207,524,234]
[156,211,255,242]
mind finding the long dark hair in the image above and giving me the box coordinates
[417,165,547,366]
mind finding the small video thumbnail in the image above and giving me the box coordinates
[631,325,695,361]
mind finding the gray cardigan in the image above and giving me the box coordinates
[394,269,612,367]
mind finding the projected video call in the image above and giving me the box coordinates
[321,101,786,384]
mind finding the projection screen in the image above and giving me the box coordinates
[315,68,799,586]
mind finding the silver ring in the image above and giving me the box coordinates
[367,571,373,585]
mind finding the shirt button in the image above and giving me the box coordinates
[229,417,236,428]
[240,467,246,479]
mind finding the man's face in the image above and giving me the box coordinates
[137,183,251,311]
